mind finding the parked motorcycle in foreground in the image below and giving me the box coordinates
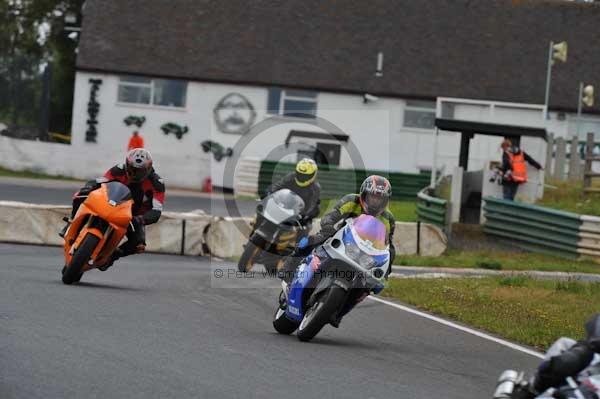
[61,181,134,284]
[238,189,308,274]
[273,214,390,342]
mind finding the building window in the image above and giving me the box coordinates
[118,76,152,105]
[118,76,187,108]
[403,100,436,130]
[267,88,317,118]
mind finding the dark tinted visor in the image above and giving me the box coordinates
[365,193,387,209]
[295,171,314,183]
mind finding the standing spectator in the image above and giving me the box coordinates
[501,138,542,201]
[128,131,145,151]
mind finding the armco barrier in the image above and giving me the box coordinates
[258,161,430,201]
[483,196,600,260]
[0,201,448,259]
[416,187,450,236]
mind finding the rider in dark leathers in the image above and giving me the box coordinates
[281,175,396,283]
[280,175,396,327]
[263,158,321,225]
[515,313,600,398]
[62,149,165,270]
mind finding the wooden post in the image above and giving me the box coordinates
[568,135,580,180]
[574,147,583,179]
[553,137,566,181]
[545,133,554,179]
[584,132,594,190]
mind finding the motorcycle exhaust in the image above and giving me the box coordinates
[493,370,520,399]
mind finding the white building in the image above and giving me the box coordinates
[4,0,600,192]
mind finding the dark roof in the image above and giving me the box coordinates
[435,118,548,141]
[77,0,600,113]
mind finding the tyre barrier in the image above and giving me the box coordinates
[0,201,447,258]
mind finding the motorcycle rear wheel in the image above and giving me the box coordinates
[62,234,100,285]
[297,286,346,342]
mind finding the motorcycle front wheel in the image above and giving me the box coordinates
[237,242,261,272]
[62,233,100,285]
[272,304,298,335]
[297,286,346,342]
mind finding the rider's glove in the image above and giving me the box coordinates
[297,236,309,250]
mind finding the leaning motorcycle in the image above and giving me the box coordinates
[493,314,600,399]
[61,181,134,284]
[272,214,390,342]
[238,188,307,274]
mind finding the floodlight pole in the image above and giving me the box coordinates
[543,41,554,120]
[430,127,440,188]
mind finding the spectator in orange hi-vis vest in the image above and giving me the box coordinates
[500,138,542,201]
[127,131,145,151]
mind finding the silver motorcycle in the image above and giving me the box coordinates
[238,189,307,274]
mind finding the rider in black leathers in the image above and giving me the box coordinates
[279,175,396,328]
[280,175,396,285]
[515,313,600,398]
[263,158,321,225]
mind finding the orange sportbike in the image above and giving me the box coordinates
[61,181,134,284]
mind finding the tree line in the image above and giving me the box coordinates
[0,0,84,136]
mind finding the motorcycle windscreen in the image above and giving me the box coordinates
[352,215,387,253]
[105,181,132,205]
[271,189,305,214]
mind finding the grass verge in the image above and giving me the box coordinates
[537,179,600,216]
[395,249,600,274]
[382,276,599,350]
[319,199,416,222]
[0,166,77,181]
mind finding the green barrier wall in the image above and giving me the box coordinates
[416,188,450,235]
[482,197,582,259]
[258,161,430,201]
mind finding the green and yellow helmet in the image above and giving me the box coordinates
[295,158,318,187]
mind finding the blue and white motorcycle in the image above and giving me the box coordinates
[272,214,391,342]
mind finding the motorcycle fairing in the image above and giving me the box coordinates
[286,254,318,322]
[63,183,133,270]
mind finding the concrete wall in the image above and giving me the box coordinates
[0,201,447,258]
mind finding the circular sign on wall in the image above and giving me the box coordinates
[213,93,257,134]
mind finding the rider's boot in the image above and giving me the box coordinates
[330,291,369,328]
[98,248,124,271]
[281,280,290,302]
[279,256,296,283]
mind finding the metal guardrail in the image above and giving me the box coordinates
[416,187,450,235]
[482,196,582,259]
